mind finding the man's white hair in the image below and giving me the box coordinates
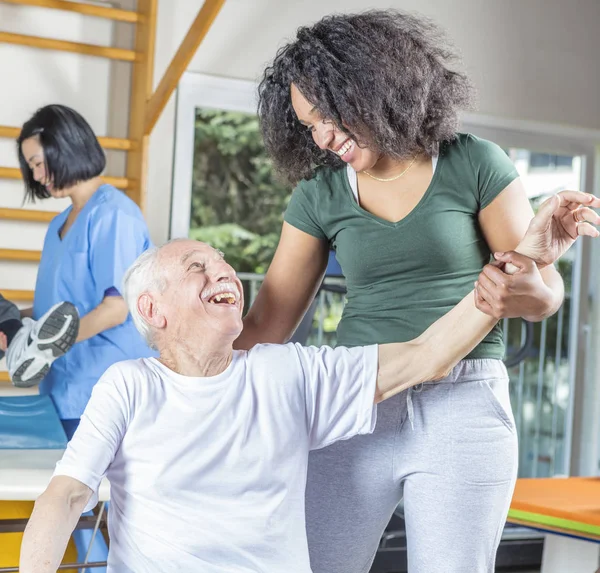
[122,238,190,349]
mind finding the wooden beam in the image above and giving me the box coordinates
[0,249,41,262]
[0,126,135,150]
[0,289,34,302]
[0,166,134,191]
[98,136,136,151]
[0,207,57,223]
[126,0,157,210]
[0,31,138,61]
[103,175,133,190]
[0,371,11,383]
[144,0,225,135]
[0,166,24,179]
[0,0,142,23]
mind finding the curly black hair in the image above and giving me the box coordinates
[258,10,475,185]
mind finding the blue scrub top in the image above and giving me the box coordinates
[33,184,155,419]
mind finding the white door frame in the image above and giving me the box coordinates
[170,72,258,239]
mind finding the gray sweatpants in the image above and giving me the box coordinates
[306,359,518,573]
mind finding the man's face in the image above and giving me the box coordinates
[156,241,244,344]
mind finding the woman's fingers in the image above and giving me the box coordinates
[571,206,600,226]
[557,190,600,209]
[576,222,600,238]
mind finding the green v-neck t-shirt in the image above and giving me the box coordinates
[284,133,519,358]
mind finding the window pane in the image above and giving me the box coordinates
[504,148,582,478]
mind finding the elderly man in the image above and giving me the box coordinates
[19,191,600,572]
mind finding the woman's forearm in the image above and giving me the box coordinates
[77,296,129,343]
[530,265,564,321]
[236,311,292,350]
[515,242,565,321]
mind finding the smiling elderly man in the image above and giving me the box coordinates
[19,190,600,573]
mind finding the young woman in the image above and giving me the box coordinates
[235,11,600,573]
[17,104,154,438]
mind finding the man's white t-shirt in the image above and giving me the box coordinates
[54,342,378,572]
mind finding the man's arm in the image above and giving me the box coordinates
[376,285,497,403]
[20,476,92,573]
[375,190,600,403]
[19,367,130,570]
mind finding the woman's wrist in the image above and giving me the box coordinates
[521,284,556,322]
[514,244,548,270]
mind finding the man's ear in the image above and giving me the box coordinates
[137,293,166,330]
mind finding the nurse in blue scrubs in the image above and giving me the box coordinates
[17,104,154,439]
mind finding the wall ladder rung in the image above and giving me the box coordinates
[0,126,135,151]
[0,207,58,222]
[0,249,41,262]
[0,31,139,61]
[0,0,142,23]
[0,166,134,191]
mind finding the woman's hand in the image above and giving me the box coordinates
[474,252,560,321]
[514,190,600,270]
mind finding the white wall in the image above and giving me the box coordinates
[145,0,600,245]
[0,2,114,385]
[0,2,113,252]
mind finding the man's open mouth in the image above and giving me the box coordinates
[208,292,237,305]
[203,283,240,306]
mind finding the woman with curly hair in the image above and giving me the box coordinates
[235,10,599,573]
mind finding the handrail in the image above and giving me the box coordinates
[0,31,138,61]
[0,126,135,150]
[0,208,57,222]
[0,166,133,190]
[0,0,142,23]
[0,249,41,262]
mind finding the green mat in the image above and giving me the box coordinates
[508,508,600,538]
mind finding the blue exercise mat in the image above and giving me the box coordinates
[0,395,67,450]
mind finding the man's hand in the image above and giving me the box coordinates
[0,332,7,353]
[513,190,600,272]
[475,252,559,321]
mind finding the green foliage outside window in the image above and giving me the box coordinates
[189,109,290,274]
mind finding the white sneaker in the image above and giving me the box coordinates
[7,302,80,388]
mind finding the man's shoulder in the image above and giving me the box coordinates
[245,343,306,377]
[99,358,155,387]
[247,342,300,360]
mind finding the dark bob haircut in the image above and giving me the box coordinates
[258,10,475,185]
[17,104,106,201]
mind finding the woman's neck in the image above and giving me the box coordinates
[365,153,426,180]
[69,177,103,211]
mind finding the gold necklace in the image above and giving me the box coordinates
[363,155,417,182]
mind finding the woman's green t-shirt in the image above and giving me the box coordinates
[284,133,519,357]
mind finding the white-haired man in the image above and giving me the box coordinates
[19,192,600,572]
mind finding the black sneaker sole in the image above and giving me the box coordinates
[37,302,80,357]
[12,361,50,388]
[12,302,80,388]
